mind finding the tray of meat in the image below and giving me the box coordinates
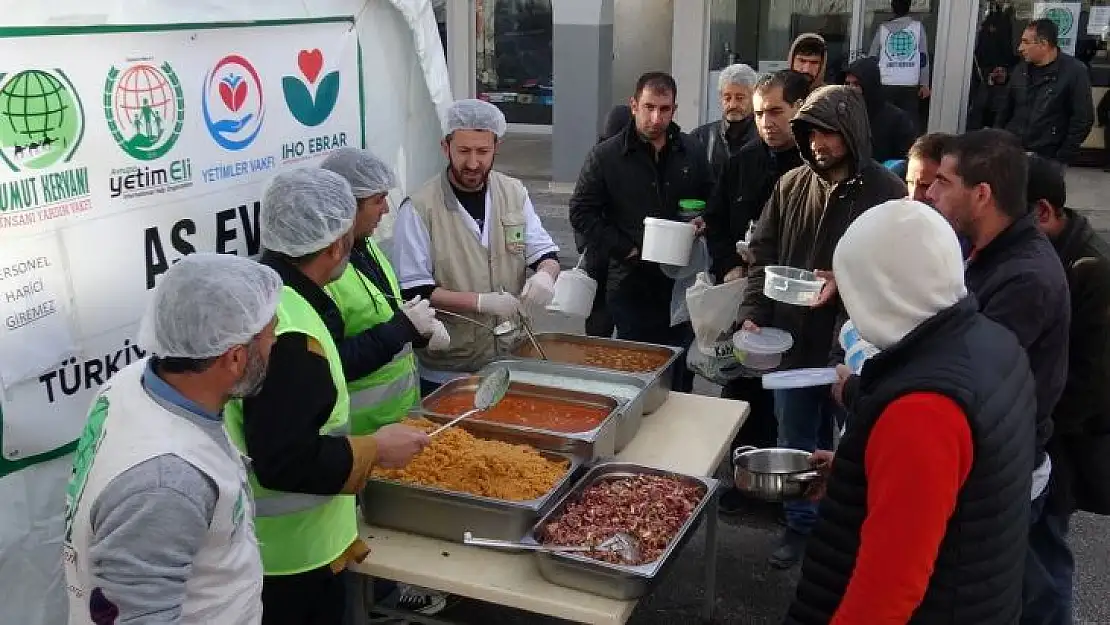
[525,462,719,599]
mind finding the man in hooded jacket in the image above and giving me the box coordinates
[740,85,905,568]
[789,33,828,92]
[841,56,918,163]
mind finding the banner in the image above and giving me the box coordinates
[1034,2,1083,55]
[0,18,363,476]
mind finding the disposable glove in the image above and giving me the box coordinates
[426,320,451,351]
[521,271,556,308]
[476,291,521,317]
[401,296,438,337]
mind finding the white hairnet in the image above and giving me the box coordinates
[444,99,507,138]
[138,253,283,359]
[718,64,759,92]
[261,168,356,257]
[319,147,398,199]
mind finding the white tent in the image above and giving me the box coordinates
[0,2,450,622]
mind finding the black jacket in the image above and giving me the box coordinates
[997,53,1094,164]
[1049,209,1110,513]
[965,213,1070,464]
[742,86,906,369]
[569,121,715,299]
[704,138,802,280]
[841,56,917,163]
[689,116,757,181]
[789,298,1033,625]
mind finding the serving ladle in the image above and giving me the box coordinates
[463,531,643,564]
[427,366,511,437]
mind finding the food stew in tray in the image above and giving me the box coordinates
[369,418,570,501]
[426,390,610,434]
[538,474,704,565]
[515,340,671,374]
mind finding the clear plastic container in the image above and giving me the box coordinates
[732,327,794,371]
[763,266,825,306]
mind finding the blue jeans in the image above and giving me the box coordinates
[773,386,840,534]
[1021,490,1074,625]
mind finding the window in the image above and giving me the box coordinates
[475,0,554,125]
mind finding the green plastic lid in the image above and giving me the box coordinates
[678,199,706,211]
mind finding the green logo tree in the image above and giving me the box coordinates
[0,69,84,172]
[282,49,341,127]
[104,61,185,161]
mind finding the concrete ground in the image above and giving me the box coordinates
[431,134,1110,624]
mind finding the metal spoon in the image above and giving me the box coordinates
[517,313,548,360]
[463,531,643,564]
[428,367,511,437]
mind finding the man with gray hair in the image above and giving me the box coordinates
[225,168,430,624]
[691,63,759,178]
[63,253,283,624]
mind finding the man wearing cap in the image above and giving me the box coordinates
[321,147,449,436]
[225,168,431,624]
[63,253,282,625]
[391,99,561,393]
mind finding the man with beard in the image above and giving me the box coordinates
[570,72,715,392]
[63,253,282,625]
[741,85,905,567]
[841,56,917,163]
[789,33,828,91]
[705,70,809,513]
[690,63,759,179]
[392,99,561,393]
[926,130,1070,625]
[225,169,430,625]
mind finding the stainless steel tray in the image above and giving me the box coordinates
[508,333,683,415]
[361,422,583,543]
[524,462,719,600]
[477,359,648,452]
[417,376,622,462]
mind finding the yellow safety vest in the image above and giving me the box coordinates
[326,239,420,434]
[224,285,358,576]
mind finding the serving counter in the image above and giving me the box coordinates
[348,391,749,625]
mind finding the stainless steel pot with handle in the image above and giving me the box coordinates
[732,446,821,502]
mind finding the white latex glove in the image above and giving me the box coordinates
[520,271,557,308]
[426,319,451,351]
[476,292,521,317]
[401,296,438,337]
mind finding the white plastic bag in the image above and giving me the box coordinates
[686,271,746,353]
[686,337,754,385]
[662,238,709,327]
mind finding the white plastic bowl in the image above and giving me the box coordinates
[763,266,825,306]
[732,328,794,371]
[642,217,696,266]
[546,268,597,318]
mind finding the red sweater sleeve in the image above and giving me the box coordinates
[830,392,973,625]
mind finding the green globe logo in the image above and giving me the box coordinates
[104,61,185,161]
[1043,7,1074,37]
[886,29,917,61]
[0,69,84,172]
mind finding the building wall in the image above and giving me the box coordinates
[611,0,674,104]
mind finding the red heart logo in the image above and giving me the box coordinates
[218,81,249,112]
[297,49,324,84]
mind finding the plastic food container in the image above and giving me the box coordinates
[732,328,794,371]
[546,268,597,318]
[677,198,706,221]
[763,266,825,306]
[642,217,696,266]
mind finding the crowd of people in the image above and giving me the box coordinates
[56,3,1110,624]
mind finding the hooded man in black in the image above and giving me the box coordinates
[841,56,918,163]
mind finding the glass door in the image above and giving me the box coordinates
[856,0,942,131]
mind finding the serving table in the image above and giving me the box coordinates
[348,391,749,625]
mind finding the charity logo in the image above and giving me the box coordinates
[1043,7,1074,36]
[202,54,265,151]
[282,49,340,127]
[0,69,84,172]
[886,28,917,61]
[104,61,185,161]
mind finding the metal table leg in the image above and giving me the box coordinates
[702,491,719,621]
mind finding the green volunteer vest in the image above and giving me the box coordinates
[326,239,420,435]
[224,285,358,576]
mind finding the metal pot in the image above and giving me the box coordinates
[732,446,821,502]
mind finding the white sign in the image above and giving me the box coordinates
[1088,6,1110,36]
[0,19,363,471]
[1034,2,1083,55]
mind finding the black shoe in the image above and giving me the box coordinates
[768,528,807,569]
